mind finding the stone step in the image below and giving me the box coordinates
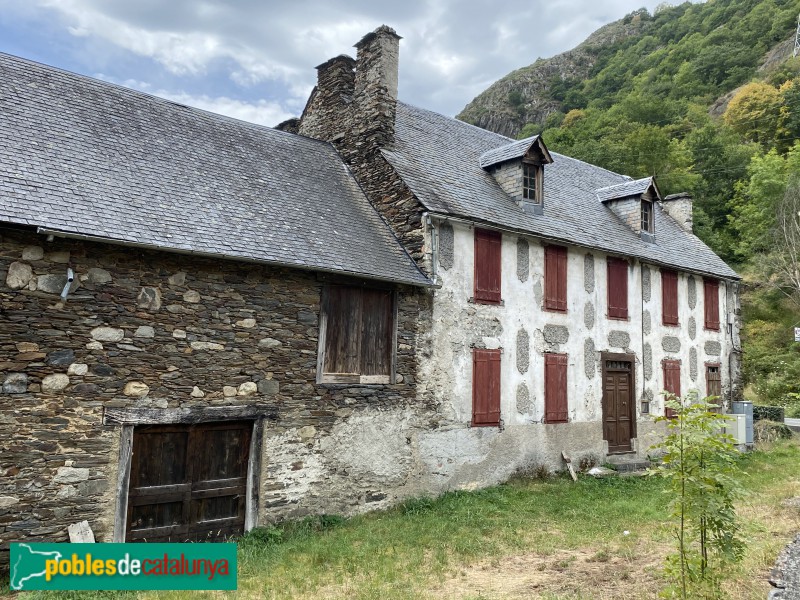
[605,455,651,473]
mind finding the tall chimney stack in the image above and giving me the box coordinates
[353,25,401,149]
[662,193,693,233]
[296,54,355,141]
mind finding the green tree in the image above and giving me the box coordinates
[723,81,782,147]
[651,395,746,599]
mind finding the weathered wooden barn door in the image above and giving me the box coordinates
[126,421,251,542]
[602,357,635,453]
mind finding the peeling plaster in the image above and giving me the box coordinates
[642,266,651,302]
[688,276,697,309]
[662,336,681,353]
[516,238,529,282]
[516,328,530,374]
[584,253,595,293]
[583,301,595,329]
[584,338,596,379]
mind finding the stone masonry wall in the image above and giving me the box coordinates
[0,227,429,568]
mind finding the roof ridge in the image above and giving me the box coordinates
[397,100,513,142]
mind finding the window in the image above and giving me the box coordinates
[523,163,541,203]
[544,353,568,423]
[661,269,679,326]
[318,285,395,384]
[544,245,567,312]
[472,348,501,426]
[474,228,502,304]
[607,258,629,319]
[706,363,722,411]
[662,360,681,418]
[704,278,720,331]
[641,200,654,234]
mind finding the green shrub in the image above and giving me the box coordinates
[753,405,785,422]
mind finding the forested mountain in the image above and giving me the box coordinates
[459,0,800,412]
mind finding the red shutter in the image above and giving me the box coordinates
[544,245,568,312]
[544,353,568,423]
[472,348,501,426]
[474,228,502,304]
[704,279,720,331]
[607,258,629,319]
[663,360,681,418]
[661,269,679,326]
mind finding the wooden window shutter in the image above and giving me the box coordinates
[544,245,568,312]
[663,360,681,418]
[544,353,568,423]
[474,228,502,304]
[607,258,629,319]
[704,278,720,330]
[320,285,395,383]
[359,288,394,376]
[661,269,679,326]
[472,348,501,426]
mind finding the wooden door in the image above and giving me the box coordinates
[602,360,633,453]
[126,421,251,542]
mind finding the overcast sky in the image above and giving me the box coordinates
[0,1,668,126]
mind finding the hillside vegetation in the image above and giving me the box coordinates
[459,0,800,412]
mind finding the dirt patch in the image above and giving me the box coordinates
[428,544,665,599]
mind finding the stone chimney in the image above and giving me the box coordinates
[297,55,356,142]
[353,25,401,149]
[662,193,693,233]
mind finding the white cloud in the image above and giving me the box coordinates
[28,0,670,116]
[98,76,293,126]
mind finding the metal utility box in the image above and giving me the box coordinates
[731,401,754,445]
[723,414,747,447]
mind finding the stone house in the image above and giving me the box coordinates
[289,26,741,474]
[0,25,740,564]
[0,50,438,564]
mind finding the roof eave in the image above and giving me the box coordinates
[30,225,436,288]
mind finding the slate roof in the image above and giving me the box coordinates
[478,136,550,169]
[383,102,738,280]
[596,177,656,202]
[0,53,431,287]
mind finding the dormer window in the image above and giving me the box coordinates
[480,135,553,216]
[641,200,653,234]
[596,176,661,242]
[523,163,541,204]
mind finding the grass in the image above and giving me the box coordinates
[3,438,799,599]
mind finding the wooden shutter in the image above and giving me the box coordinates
[544,245,568,312]
[663,360,681,418]
[544,353,568,423]
[322,285,363,377]
[661,269,679,326]
[472,348,501,426]
[474,228,502,304]
[321,285,395,383]
[607,258,629,319]
[704,278,720,330]
[359,288,394,377]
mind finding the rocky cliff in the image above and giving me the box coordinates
[456,10,652,138]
